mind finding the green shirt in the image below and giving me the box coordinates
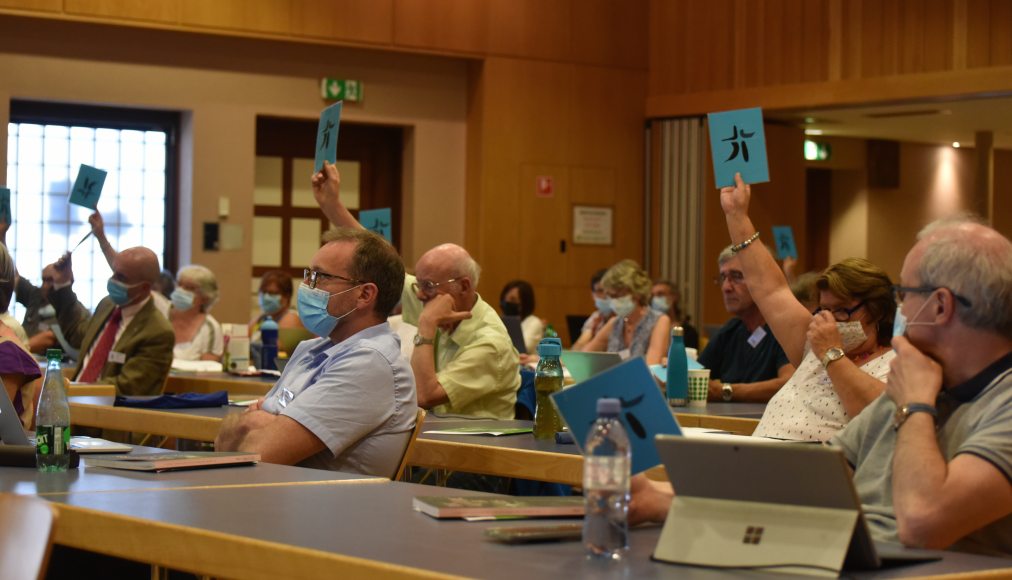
[403,274,520,419]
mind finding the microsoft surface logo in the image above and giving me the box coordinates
[742,526,765,545]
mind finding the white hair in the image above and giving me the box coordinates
[177,264,219,312]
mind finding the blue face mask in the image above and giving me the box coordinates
[296,282,361,338]
[171,288,196,311]
[594,296,612,316]
[107,278,140,306]
[893,294,935,338]
[650,296,670,313]
[260,292,283,315]
[38,304,56,319]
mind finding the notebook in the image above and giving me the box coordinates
[501,315,527,354]
[652,436,942,576]
[559,351,623,384]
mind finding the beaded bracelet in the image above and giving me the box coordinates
[730,231,760,254]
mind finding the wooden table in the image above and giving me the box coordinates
[164,372,276,396]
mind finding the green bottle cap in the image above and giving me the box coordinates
[46,348,63,360]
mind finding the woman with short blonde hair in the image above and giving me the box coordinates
[584,259,671,365]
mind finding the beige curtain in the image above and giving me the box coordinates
[658,117,706,329]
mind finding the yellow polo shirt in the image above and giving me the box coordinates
[402,274,520,419]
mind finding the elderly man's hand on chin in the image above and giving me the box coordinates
[418,294,472,333]
[887,336,944,407]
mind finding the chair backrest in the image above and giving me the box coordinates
[514,366,536,420]
[0,493,58,580]
[393,408,427,481]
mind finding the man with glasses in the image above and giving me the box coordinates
[51,246,174,396]
[698,245,794,403]
[312,162,519,419]
[216,228,417,478]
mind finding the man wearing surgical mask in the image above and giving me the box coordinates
[52,246,174,396]
[720,173,895,441]
[216,228,417,478]
[13,262,90,355]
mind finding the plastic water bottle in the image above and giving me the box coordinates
[583,398,630,560]
[36,349,70,472]
[260,316,279,371]
[666,326,688,407]
[533,338,563,440]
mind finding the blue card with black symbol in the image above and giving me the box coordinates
[359,208,392,243]
[0,187,10,224]
[69,165,107,210]
[772,225,797,260]
[314,101,343,173]
[551,357,682,474]
[707,107,769,188]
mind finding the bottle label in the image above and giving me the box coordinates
[36,425,70,455]
[583,456,630,490]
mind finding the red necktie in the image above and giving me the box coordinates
[79,307,123,383]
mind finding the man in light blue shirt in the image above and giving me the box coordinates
[216,228,416,478]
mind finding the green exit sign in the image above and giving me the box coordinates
[320,78,363,102]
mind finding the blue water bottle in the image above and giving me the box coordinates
[666,326,688,407]
[260,316,279,371]
[583,398,630,560]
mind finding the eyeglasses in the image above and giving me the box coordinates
[303,268,364,290]
[813,301,865,322]
[411,278,461,296]
[714,271,745,285]
[892,285,972,308]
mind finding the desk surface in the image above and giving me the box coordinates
[165,372,276,396]
[46,480,1012,580]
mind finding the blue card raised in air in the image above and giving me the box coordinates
[707,107,769,188]
[551,357,682,474]
[314,101,343,173]
[69,165,107,210]
[772,225,797,260]
[0,188,10,224]
[359,208,392,243]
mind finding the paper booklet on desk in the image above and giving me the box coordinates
[651,435,942,577]
[84,451,260,472]
[424,426,532,436]
[413,496,584,519]
[551,357,682,474]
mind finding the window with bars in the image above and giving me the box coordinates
[5,101,178,319]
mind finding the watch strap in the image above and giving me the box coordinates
[413,333,435,346]
[893,403,938,431]
[721,383,733,402]
[821,347,845,369]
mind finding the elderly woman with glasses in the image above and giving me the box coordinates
[583,259,671,365]
[720,174,896,441]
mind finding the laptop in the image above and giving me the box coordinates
[501,315,527,354]
[559,351,623,383]
[652,435,941,576]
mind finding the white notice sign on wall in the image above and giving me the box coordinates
[573,205,613,246]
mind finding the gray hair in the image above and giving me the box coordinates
[177,264,219,312]
[916,214,1012,338]
[602,259,652,304]
[717,242,775,266]
[0,244,13,313]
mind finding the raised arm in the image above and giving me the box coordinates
[311,162,364,230]
[720,173,812,366]
[89,211,118,268]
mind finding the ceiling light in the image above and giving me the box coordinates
[952,142,960,148]
[805,129,823,136]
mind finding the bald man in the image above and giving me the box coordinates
[313,163,520,419]
[51,246,174,395]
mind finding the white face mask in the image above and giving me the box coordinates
[650,296,670,313]
[610,295,637,319]
[837,321,868,351]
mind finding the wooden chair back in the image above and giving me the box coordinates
[0,492,58,580]
[393,408,426,481]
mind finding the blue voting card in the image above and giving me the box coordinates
[552,357,682,474]
[359,208,392,243]
[314,101,343,173]
[68,165,107,210]
[0,188,10,225]
[772,225,797,260]
[707,107,769,188]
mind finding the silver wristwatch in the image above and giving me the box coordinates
[413,333,435,347]
[721,383,733,402]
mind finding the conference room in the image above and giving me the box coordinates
[1,1,1011,578]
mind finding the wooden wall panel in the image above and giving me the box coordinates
[0,0,59,11]
[179,0,292,35]
[392,0,487,54]
[570,0,648,69]
[290,0,393,45]
[486,0,570,62]
[742,0,829,88]
[966,0,1012,68]
[650,0,736,96]
[65,0,180,24]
